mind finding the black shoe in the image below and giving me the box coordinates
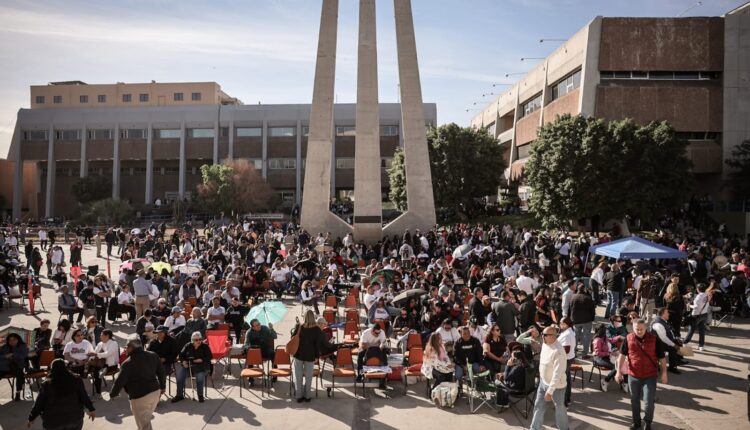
[630,423,641,430]
[296,397,305,403]
[667,367,681,375]
[198,396,204,403]
[644,423,652,430]
[304,397,311,403]
[171,395,185,403]
[356,375,364,382]
[248,378,255,387]
[679,359,689,365]
[14,392,21,402]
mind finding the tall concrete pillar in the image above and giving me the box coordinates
[178,121,186,199]
[538,60,549,127]
[145,123,153,204]
[295,120,302,205]
[80,124,88,177]
[228,120,235,160]
[112,124,121,200]
[300,0,352,238]
[45,124,55,218]
[383,0,436,236]
[11,122,23,220]
[213,118,219,165]
[261,120,268,179]
[353,0,383,242]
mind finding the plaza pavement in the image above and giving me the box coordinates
[1,242,749,430]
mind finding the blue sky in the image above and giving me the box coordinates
[0,0,743,158]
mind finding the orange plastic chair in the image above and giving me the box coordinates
[362,356,387,395]
[240,348,266,398]
[325,295,338,310]
[344,309,359,323]
[269,347,293,396]
[343,321,360,344]
[329,347,357,398]
[403,332,422,359]
[25,350,55,400]
[404,347,424,391]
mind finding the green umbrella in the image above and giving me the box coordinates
[244,301,288,326]
[369,269,399,285]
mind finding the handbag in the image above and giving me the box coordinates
[285,318,301,356]
[677,345,694,357]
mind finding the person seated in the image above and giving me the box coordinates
[516,325,543,365]
[136,309,157,344]
[63,329,94,377]
[148,326,179,374]
[176,277,201,308]
[618,298,637,321]
[367,298,392,334]
[495,349,528,409]
[172,331,212,403]
[453,326,484,391]
[82,316,103,346]
[606,315,628,341]
[421,332,455,390]
[152,299,171,326]
[435,318,460,353]
[90,329,119,398]
[482,324,508,377]
[183,308,208,339]
[30,319,52,369]
[651,307,685,374]
[225,297,251,342]
[206,296,226,329]
[165,307,187,336]
[299,280,320,315]
[58,285,84,323]
[116,285,137,322]
[243,319,277,361]
[0,333,28,401]
[320,276,343,298]
[52,319,73,358]
[356,323,388,382]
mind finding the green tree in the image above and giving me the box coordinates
[196,159,276,217]
[72,176,112,204]
[387,123,506,218]
[79,198,135,225]
[526,114,692,229]
[725,139,750,201]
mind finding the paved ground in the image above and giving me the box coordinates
[1,242,749,430]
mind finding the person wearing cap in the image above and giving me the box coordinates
[132,269,152,319]
[173,331,212,403]
[148,326,179,374]
[111,335,165,430]
[165,307,186,335]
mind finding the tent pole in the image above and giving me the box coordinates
[583,251,590,275]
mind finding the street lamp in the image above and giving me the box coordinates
[520,57,544,62]
[504,73,525,78]
[539,38,566,43]
[492,82,512,87]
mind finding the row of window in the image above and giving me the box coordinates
[35,92,202,105]
[518,69,582,119]
[599,71,720,81]
[675,131,721,141]
[25,125,402,141]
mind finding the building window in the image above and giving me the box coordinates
[485,121,496,137]
[236,127,262,137]
[157,129,181,139]
[97,95,106,103]
[269,127,296,137]
[24,130,48,140]
[35,96,45,104]
[277,191,295,202]
[599,71,720,81]
[381,157,393,169]
[550,69,581,101]
[123,129,147,139]
[79,95,88,104]
[380,125,399,136]
[164,167,180,175]
[335,158,354,169]
[268,158,296,169]
[250,159,263,170]
[516,144,531,160]
[53,96,62,104]
[89,129,113,140]
[191,92,201,101]
[174,92,184,101]
[675,131,720,141]
[139,93,149,102]
[189,128,214,138]
[57,130,81,140]
[122,94,132,103]
[335,126,356,136]
[520,93,542,118]
[302,126,310,136]
[220,127,229,137]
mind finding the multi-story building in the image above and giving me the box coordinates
[4,81,436,219]
[471,3,750,202]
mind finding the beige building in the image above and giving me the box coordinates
[30,81,241,109]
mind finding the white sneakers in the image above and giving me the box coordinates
[600,379,609,392]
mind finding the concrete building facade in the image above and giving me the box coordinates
[471,4,750,202]
[6,100,436,220]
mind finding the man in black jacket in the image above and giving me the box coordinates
[468,288,488,325]
[111,335,165,430]
[517,290,537,331]
[148,326,179,375]
[453,326,484,391]
[570,284,596,358]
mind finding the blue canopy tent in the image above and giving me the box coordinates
[587,236,687,260]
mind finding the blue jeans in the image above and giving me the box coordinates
[176,365,206,398]
[574,322,593,356]
[628,375,656,426]
[454,362,481,387]
[293,358,314,400]
[605,291,620,319]
[684,314,707,347]
[530,380,569,430]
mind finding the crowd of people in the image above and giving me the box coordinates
[0,213,748,429]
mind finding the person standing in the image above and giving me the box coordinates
[616,319,667,430]
[570,284,596,359]
[604,263,623,319]
[95,231,102,258]
[27,359,96,429]
[133,270,153,319]
[684,284,710,351]
[291,310,327,403]
[110,335,166,430]
[38,228,48,251]
[529,326,568,430]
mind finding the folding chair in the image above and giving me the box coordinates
[239,348,266,398]
[342,295,358,315]
[268,347,293,397]
[328,347,357,398]
[403,347,423,392]
[361,356,387,396]
[508,367,538,419]
[569,362,584,390]
[403,332,423,358]
[466,360,495,413]
[206,330,231,392]
[324,295,338,311]
[344,309,359,323]
[25,350,55,401]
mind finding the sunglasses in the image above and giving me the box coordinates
[543,333,556,337]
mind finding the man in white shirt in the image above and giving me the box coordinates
[561,281,576,318]
[356,323,387,381]
[206,297,226,329]
[530,326,568,430]
[165,307,186,335]
[117,285,137,322]
[270,264,290,299]
[515,271,537,296]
